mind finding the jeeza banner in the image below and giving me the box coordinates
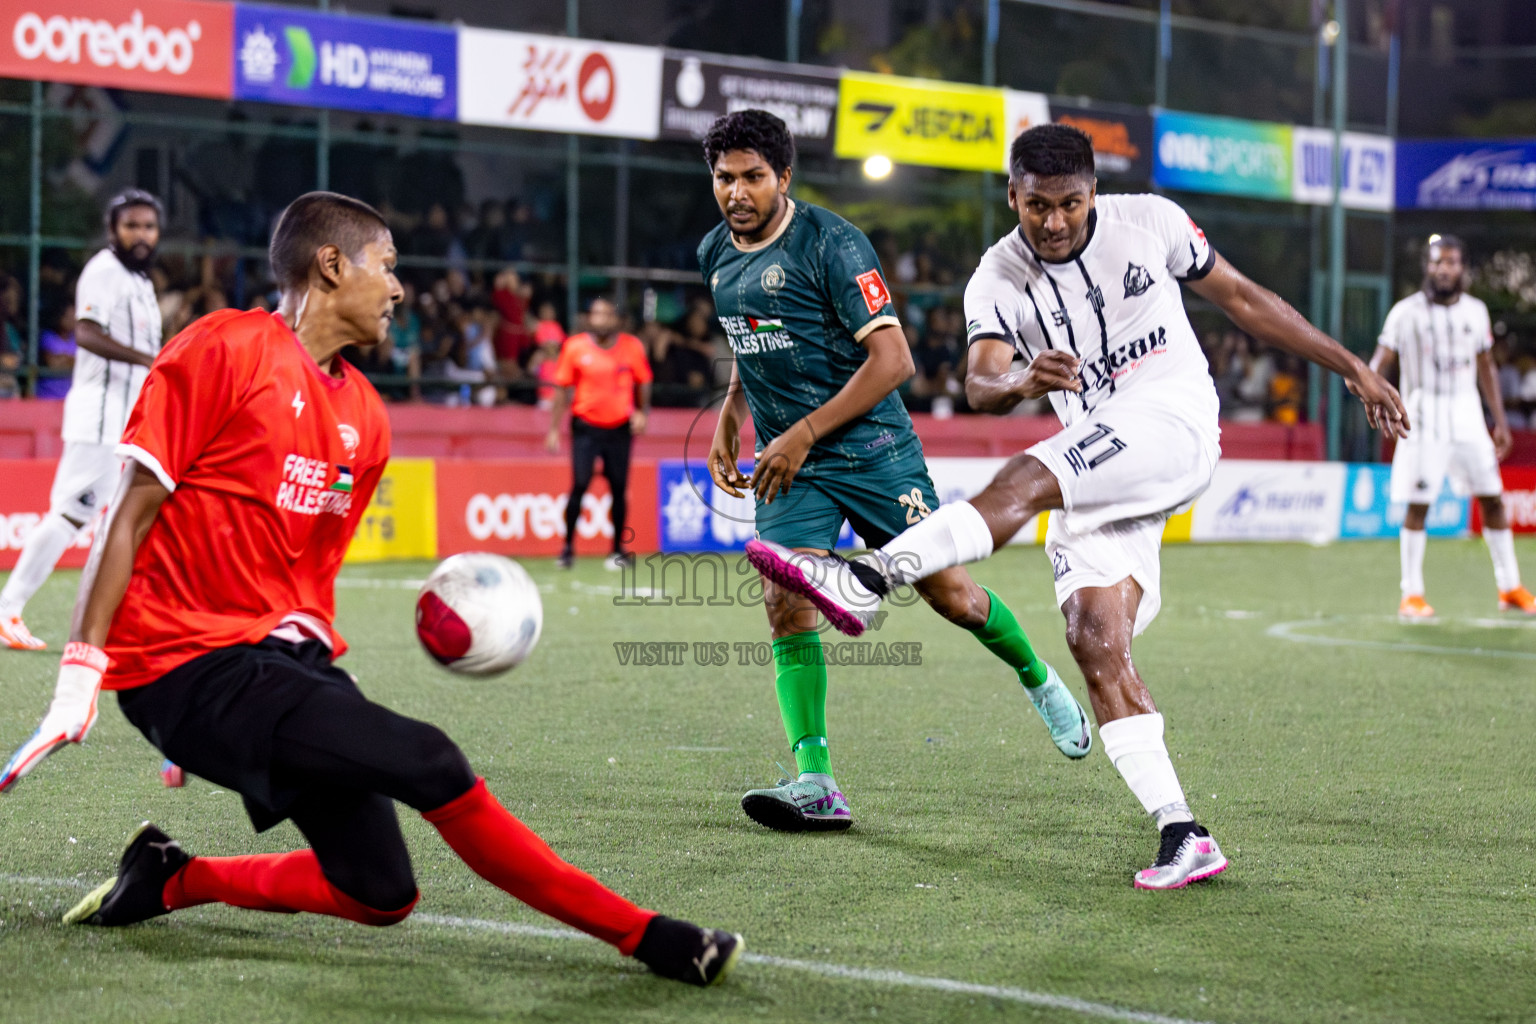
[661,52,838,154]
[233,4,456,119]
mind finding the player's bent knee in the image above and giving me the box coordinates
[396,721,477,810]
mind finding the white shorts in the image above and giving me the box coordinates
[1027,403,1218,536]
[1045,510,1166,637]
[1389,433,1502,504]
[49,441,123,524]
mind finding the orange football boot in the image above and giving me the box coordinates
[1398,595,1435,619]
[1498,586,1536,613]
[0,614,46,650]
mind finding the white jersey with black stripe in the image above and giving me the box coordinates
[963,194,1220,440]
[1377,291,1491,444]
[64,248,161,445]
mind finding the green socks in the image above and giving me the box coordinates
[968,586,1049,687]
[772,631,832,776]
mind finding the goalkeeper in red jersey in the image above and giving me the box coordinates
[0,191,741,987]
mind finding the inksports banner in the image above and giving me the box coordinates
[1154,110,1292,200]
[835,71,1005,173]
[232,4,457,120]
[661,52,837,153]
[3,0,233,98]
[1048,101,1153,181]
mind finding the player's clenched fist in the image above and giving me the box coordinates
[708,432,750,498]
[0,642,106,792]
[1017,349,1084,399]
[1345,367,1410,438]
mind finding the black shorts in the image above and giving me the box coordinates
[118,638,370,832]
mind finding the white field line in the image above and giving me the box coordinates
[0,875,1221,1024]
[1266,618,1536,661]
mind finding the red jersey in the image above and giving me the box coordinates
[107,309,390,690]
[554,332,652,428]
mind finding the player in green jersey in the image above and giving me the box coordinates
[698,110,1091,832]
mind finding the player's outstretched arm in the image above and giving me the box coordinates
[75,318,154,369]
[0,465,168,793]
[750,325,914,503]
[964,337,1082,414]
[708,360,751,497]
[1188,254,1409,437]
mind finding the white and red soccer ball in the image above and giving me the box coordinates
[416,553,543,676]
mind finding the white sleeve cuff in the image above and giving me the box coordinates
[116,443,176,493]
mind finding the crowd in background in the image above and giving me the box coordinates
[7,207,1533,428]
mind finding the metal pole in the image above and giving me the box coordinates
[1326,1,1348,462]
[565,0,580,328]
[1154,0,1171,109]
[1307,30,1326,427]
[317,110,330,191]
[787,0,802,64]
[982,0,999,248]
[614,142,630,311]
[26,79,42,396]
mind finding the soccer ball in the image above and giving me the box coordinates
[416,553,543,676]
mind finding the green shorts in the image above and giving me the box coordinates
[754,454,941,551]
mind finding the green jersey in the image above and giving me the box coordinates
[698,199,922,476]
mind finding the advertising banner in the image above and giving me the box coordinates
[658,459,855,551]
[1478,466,1536,534]
[1190,460,1345,543]
[1001,88,1050,170]
[1337,463,1468,540]
[1395,138,1536,211]
[0,460,94,571]
[344,457,439,563]
[835,71,1006,172]
[436,459,658,557]
[1153,111,1292,200]
[1290,127,1394,211]
[233,4,456,120]
[457,28,662,139]
[660,52,837,153]
[3,0,233,98]
[1048,102,1153,180]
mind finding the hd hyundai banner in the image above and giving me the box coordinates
[660,52,838,154]
[457,27,662,140]
[233,4,456,120]
[3,0,232,98]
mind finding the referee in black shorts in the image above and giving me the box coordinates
[544,295,653,569]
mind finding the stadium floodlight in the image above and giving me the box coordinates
[862,155,894,180]
[1320,19,1341,44]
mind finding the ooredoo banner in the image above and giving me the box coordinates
[661,52,837,153]
[457,28,662,139]
[0,460,95,571]
[436,459,658,557]
[233,4,456,120]
[3,0,233,98]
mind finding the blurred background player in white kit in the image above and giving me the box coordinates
[1369,235,1535,619]
[0,190,163,650]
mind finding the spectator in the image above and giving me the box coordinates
[386,280,423,402]
[533,300,567,349]
[1267,355,1304,424]
[654,297,720,396]
[492,268,534,372]
[466,199,507,262]
[1,272,23,397]
[527,330,563,410]
[1493,334,1526,429]
[37,303,76,400]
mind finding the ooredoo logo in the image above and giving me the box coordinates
[12,9,202,75]
[3,1,232,98]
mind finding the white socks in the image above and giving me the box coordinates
[0,513,80,618]
[1098,713,1193,829]
[1484,528,1521,592]
[1399,528,1427,597]
[876,500,994,587]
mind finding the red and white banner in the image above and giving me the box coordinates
[456,27,661,139]
[2,0,234,98]
[0,460,95,570]
[435,459,658,557]
[1472,466,1536,535]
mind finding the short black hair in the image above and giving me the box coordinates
[105,188,163,231]
[1009,124,1096,182]
[702,109,795,175]
[1425,233,1468,262]
[268,191,390,290]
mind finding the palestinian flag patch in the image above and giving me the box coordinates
[748,318,784,334]
[330,466,354,493]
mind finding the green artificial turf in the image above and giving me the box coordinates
[2,540,1534,1023]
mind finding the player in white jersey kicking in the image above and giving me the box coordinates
[746,124,1408,889]
[0,190,164,651]
[1368,234,1534,619]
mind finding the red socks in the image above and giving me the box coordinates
[423,777,655,954]
[163,849,416,927]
